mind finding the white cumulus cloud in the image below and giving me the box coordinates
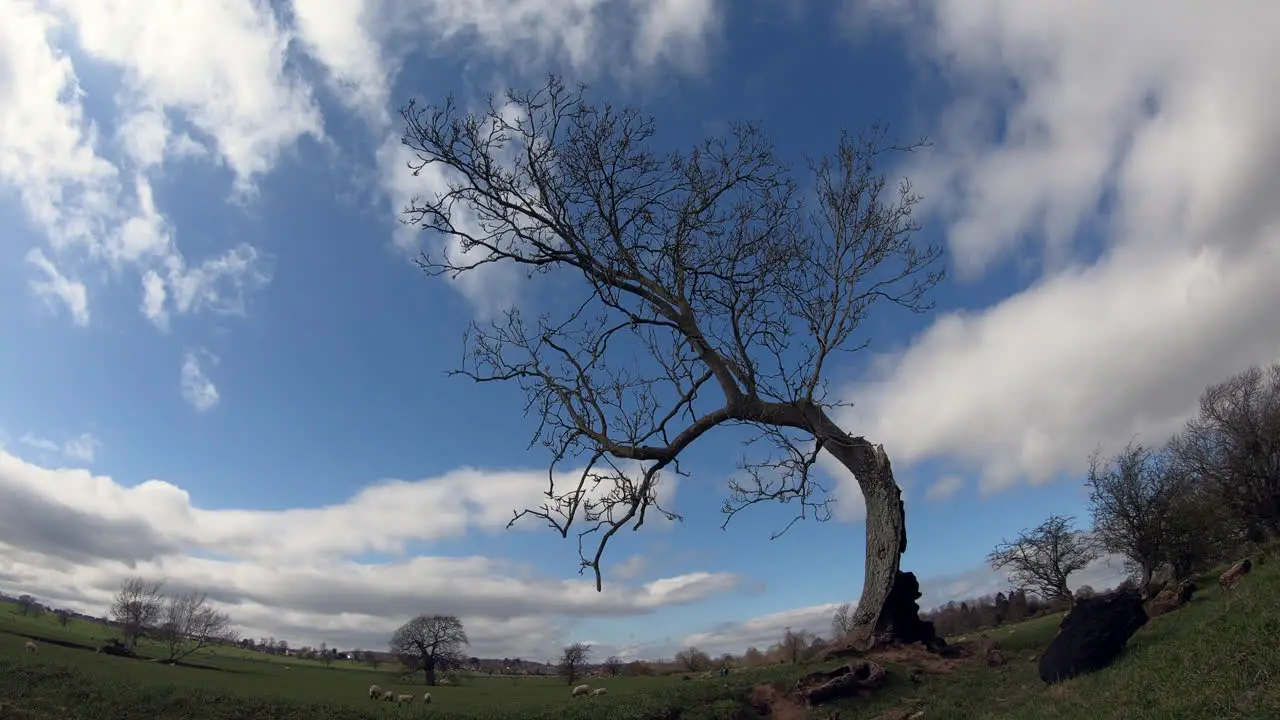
[837,0,1280,492]
[0,449,724,657]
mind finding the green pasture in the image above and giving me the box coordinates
[2,557,1278,719]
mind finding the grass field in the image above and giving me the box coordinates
[2,559,1278,719]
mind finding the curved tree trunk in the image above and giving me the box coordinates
[812,409,908,649]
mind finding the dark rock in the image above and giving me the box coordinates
[1219,558,1253,590]
[1148,579,1196,617]
[794,661,887,706]
[1038,588,1147,684]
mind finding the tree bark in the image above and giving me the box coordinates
[810,409,907,649]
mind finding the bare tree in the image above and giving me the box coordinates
[15,594,37,616]
[397,75,943,646]
[1171,363,1280,540]
[558,642,591,684]
[603,655,623,676]
[776,627,814,665]
[156,590,234,662]
[988,515,1098,609]
[110,576,164,648]
[831,602,856,639]
[675,646,711,672]
[390,614,470,686]
[1088,440,1231,584]
[54,608,71,627]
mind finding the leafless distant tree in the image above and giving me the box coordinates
[396,75,943,645]
[156,590,234,662]
[603,655,623,676]
[15,594,37,616]
[776,627,816,665]
[54,608,71,627]
[390,614,470,686]
[558,642,591,685]
[831,602,856,639]
[1171,363,1280,540]
[675,646,712,672]
[988,515,1099,608]
[110,576,164,648]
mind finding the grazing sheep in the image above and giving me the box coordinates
[571,684,591,697]
[368,684,384,700]
[591,687,608,696]
[23,641,38,655]
[421,693,432,704]
[381,690,396,702]
[395,694,414,705]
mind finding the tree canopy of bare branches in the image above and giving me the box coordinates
[602,654,623,676]
[397,75,943,644]
[157,590,234,662]
[558,642,591,684]
[390,614,470,686]
[831,601,856,639]
[110,576,165,648]
[988,515,1099,608]
[1171,363,1280,540]
[675,646,712,672]
[1087,440,1231,584]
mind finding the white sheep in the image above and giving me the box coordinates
[23,641,38,655]
[571,684,591,697]
[368,684,384,700]
[395,694,414,705]
[421,693,432,704]
[591,687,608,696]
[381,690,396,702]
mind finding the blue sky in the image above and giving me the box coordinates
[2,0,1278,660]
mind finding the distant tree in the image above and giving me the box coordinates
[54,608,71,627]
[988,515,1098,609]
[390,614,470,686]
[992,592,1010,625]
[110,576,165,647]
[603,655,623,676]
[364,650,382,670]
[831,602,856,638]
[776,627,816,665]
[1087,440,1222,585]
[558,642,591,685]
[15,594,37,616]
[320,642,334,667]
[625,660,654,676]
[156,590,234,662]
[675,646,711,672]
[397,75,944,648]
[1171,363,1280,540]
[742,647,765,667]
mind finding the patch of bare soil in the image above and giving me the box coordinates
[748,683,810,720]
[866,642,964,674]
